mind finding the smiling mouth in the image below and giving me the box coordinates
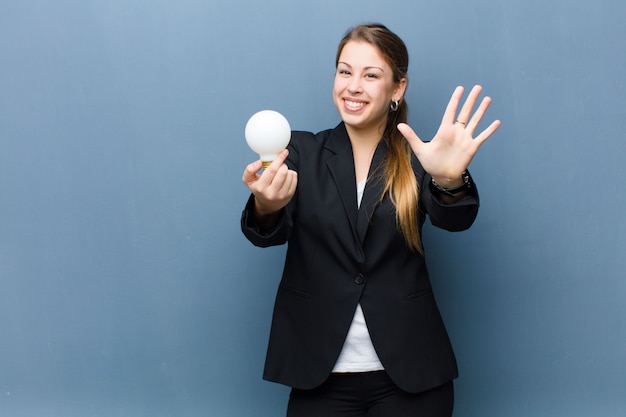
[344,99,366,111]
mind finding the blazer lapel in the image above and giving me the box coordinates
[356,141,388,244]
[323,123,389,246]
[324,124,359,241]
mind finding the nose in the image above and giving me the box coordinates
[347,76,362,94]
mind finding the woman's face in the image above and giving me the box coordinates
[333,40,406,136]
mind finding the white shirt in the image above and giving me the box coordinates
[332,179,384,373]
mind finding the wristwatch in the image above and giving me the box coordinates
[430,171,471,196]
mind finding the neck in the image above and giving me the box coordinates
[346,124,385,183]
[345,123,385,153]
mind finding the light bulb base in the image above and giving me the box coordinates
[261,160,272,170]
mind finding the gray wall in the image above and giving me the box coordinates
[1,0,624,416]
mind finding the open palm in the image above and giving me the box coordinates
[398,85,501,186]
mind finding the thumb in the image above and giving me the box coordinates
[397,123,424,153]
[242,160,263,185]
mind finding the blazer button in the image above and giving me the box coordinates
[354,273,365,285]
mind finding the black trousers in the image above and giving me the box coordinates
[286,371,454,417]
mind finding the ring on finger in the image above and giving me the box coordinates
[455,120,467,126]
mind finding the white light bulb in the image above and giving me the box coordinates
[245,110,291,169]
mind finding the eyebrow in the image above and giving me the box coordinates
[337,61,385,72]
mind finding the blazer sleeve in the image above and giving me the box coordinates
[240,132,302,247]
[240,194,293,247]
[420,169,480,232]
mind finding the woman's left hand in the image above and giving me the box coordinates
[397,85,501,188]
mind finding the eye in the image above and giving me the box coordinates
[338,69,351,76]
[365,73,379,79]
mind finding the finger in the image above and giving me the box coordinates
[242,160,263,185]
[268,148,289,170]
[397,123,425,153]
[271,163,291,190]
[473,119,502,148]
[280,169,298,199]
[286,170,298,196]
[258,149,289,185]
[441,86,465,125]
[455,85,482,125]
[466,95,493,133]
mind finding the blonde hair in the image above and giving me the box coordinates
[337,24,422,253]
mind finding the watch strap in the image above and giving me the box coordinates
[430,171,471,196]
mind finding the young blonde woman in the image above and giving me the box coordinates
[241,23,501,417]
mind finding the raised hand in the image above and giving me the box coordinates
[242,149,298,221]
[397,85,501,188]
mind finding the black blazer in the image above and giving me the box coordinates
[241,123,479,393]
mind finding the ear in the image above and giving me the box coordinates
[392,77,407,102]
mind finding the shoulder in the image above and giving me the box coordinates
[285,123,350,171]
[290,126,336,147]
[289,122,349,153]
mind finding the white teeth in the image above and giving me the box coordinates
[345,100,365,109]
